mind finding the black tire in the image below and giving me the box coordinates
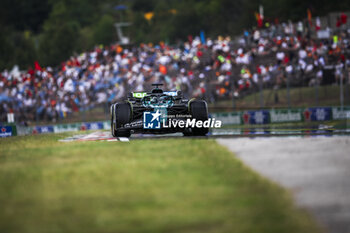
[110,104,116,137]
[189,100,209,136]
[182,129,192,137]
[111,103,132,137]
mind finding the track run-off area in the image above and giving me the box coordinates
[1,128,350,233]
[218,136,350,233]
[57,128,350,233]
[62,129,350,233]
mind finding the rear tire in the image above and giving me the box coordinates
[189,100,209,136]
[182,129,192,137]
[111,103,132,138]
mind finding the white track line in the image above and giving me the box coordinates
[59,131,129,142]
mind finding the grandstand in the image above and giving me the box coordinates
[1,12,350,125]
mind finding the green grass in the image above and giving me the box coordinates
[0,134,321,233]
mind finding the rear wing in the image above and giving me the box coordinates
[131,91,178,98]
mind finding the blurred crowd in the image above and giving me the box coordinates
[1,19,350,124]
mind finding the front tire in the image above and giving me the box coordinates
[111,103,132,137]
[189,100,209,136]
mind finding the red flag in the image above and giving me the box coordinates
[307,9,312,26]
[340,13,347,24]
[34,61,42,71]
[188,35,193,44]
[255,12,263,28]
[336,17,342,27]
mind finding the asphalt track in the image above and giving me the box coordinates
[218,136,350,233]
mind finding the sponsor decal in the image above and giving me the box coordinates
[243,112,250,124]
[32,126,54,134]
[132,92,147,98]
[332,107,350,120]
[164,91,177,96]
[124,120,143,128]
[132,91,177,98]
[270,110,302,123]
[80,122,104,131]
[305,107,332,121]
[211,113,241,125]
[242,110,269,124]
[54,124,79,133]
[0,126,12,137]
[303,109,312,121]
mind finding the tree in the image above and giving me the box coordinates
[39,21,80,66]
[92,15,116,46]
[38,1,80,66]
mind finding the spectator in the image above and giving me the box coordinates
[1,17,349,124]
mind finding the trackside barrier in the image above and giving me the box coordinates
[13,121,111,136]
[0,123,17,138]
[1,106,350,137]
[211,106,350,125]
[30,121,111,135]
